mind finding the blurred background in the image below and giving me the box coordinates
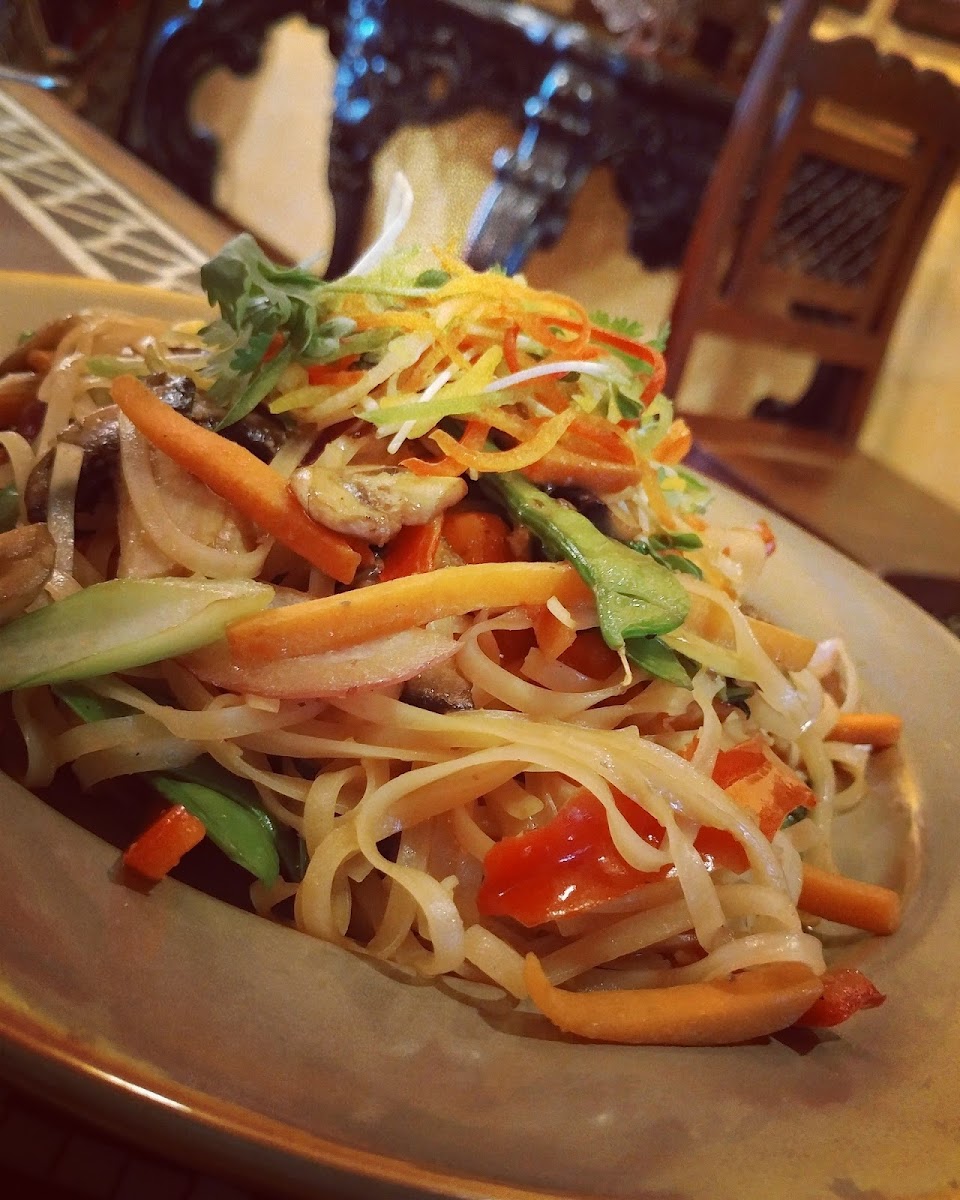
[2,0,959,515]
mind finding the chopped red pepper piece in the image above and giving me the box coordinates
[796,967,886,1028]
[122,804,206,882]
[379,517,443,582]
[477,788,667,925]
[477,737,817,925]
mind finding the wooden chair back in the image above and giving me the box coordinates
[665,8,960,445]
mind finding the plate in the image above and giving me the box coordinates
[1,274,959,1200]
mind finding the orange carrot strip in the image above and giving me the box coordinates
[826,712,903,749]
[429,408,576,473]
[503,323,525,373]
[379,517,443,582]
[228,561,593,663]
[798,864,902,935]
[111,375,361,584]
[401,419,488,477]
[123,805,206,882]
[523,955,823,1045]
[442,509,513,564]
[652,418,693,465]
[306,364,365,387]
[530,606,578,660]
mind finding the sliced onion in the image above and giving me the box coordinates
[183,627,460,699]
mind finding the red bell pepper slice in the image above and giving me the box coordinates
[796,967,886,1028]
[477,737,817,926]
[379,517,443,582]
[122,804,206,882]
[476,787,666,926]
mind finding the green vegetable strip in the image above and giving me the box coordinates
[482,471,690,647]
[54,683,282,886]
[0,577,273,692]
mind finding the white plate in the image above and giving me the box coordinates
[1,274,958,1200]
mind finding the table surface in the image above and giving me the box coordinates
[1,74,959,1200]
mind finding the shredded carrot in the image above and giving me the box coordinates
[227,561,594,663]
[401,419,488,477]
[798,863,901,935]
[652,418,693,465]
[429,408,576,474]
[123,805,206,882]
[111,375,362,584]
[442,509,513,564]
[523,955,823,1045]
[549,318,667,404]
[486,408,642,492]
[306,364,365,387]
[502,323,525,373]
[826,712,903,749]
[379,517,443,582]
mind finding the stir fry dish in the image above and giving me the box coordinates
[0,232,904,1045]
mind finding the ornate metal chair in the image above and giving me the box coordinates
[665,6,960,446]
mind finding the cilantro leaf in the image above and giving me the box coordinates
[199,234,358,428]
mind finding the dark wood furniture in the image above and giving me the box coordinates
[122,0,738,278]
[665,7,960,446]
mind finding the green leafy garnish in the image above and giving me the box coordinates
[200,233,356,428]
[624,636,693,688]
[413,268,451,288]
[630,531,704,580]
[483,472,690,658]
[718,681,755,714]
[590,311,643,339]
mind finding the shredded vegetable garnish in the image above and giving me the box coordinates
[0,227,903,1045]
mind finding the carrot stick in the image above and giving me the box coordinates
[799,864,901,935]
[111,375,361,584]
[228,561,593,663]
[826,712,903,749]
[123,804,206,882]
[523,955,823,1045]
[523,449,643,493]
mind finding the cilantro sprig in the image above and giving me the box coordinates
[200,233,357,428]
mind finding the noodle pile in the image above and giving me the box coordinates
[0,245,898,1043]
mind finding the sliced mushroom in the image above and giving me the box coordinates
[290,464,466,545]
[25,405,122,523]
[401,660,475,712]
[0,316,80,376]
[0,523,55,624]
